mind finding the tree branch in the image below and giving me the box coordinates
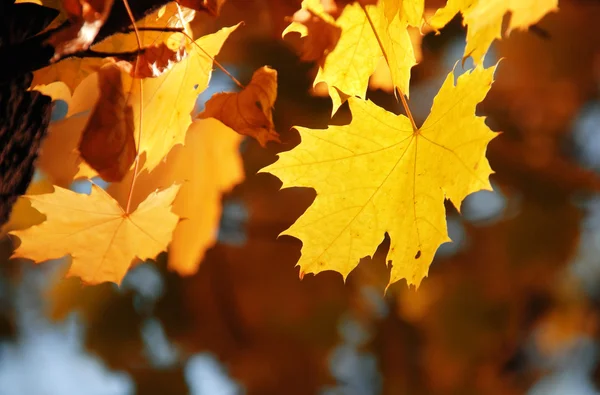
[0,0,171,83]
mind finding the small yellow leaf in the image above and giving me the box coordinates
[10,184,180,285]
[199,66,280,147]
[262,64,498,288]
[311,1,416,113]
[429,0,558,64]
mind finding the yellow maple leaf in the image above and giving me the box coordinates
[10,184,180,285]
[37,24,240,184]
[106,23,240,172]
[262,64,498,288]
[429,0,558,64]
[105,118,244,275]
[289,0,415,114]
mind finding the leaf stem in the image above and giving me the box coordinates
[361,4,418,132]
[122,0,143,214]
[398,89,417,131]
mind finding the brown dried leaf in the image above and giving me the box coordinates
[199,66,280,147]
[79,65,136,182]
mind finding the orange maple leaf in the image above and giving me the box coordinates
[10,184,180,285]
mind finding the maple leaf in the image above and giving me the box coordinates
[109,23,240,171]
[291,1,416,114]
[199,66,280,147]
[78,64,136,182]
[107,118,244,275]
[429,0,559,64]
[37,23,240,184]
[262,64,498,288]
[10,183,180,285]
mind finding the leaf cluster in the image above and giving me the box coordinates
[2,0,559,288]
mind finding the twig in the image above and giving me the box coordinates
[0,0,170,82]
[123,26,184,33]
[74,48,146,60]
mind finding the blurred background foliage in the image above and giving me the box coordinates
[3,0,600,394]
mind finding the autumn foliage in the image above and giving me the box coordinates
[2,0,559,288]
